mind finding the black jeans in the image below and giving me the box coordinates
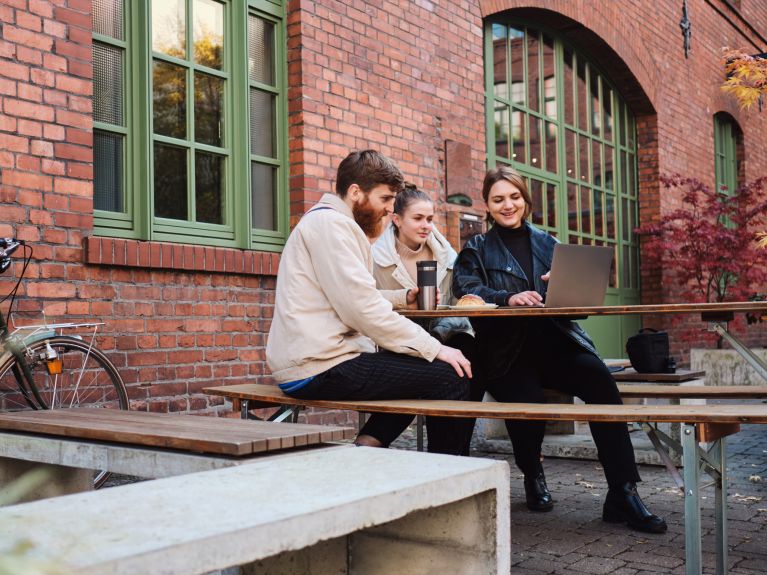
[484,322,641,487]
[286,351,475,455]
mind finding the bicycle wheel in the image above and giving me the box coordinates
[0,335,128,488]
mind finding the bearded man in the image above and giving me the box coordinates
[266,150,474,454]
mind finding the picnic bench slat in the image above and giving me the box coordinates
[0,408,354,456]
[203,384,767,424]
[616,384,767,398]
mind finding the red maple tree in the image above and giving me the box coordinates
[635,174,767,304]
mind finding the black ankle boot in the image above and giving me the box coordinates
[523,470,554,512]
[603,482,667,533]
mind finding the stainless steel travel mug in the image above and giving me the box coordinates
[416,260,438,310]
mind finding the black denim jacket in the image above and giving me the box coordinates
[452,221,597,378]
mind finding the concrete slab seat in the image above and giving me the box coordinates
[0,409,354,500]
[203,382,767,575]
[0,446,511,575]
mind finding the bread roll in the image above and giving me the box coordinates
[456,294,485,307]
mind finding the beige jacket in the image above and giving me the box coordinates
[372,223,474,342]
[266,193,442,383]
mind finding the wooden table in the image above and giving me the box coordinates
[403,301,767,383]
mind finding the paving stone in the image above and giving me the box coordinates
[568,555,629,574]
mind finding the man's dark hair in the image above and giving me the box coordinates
[335,150,405,197]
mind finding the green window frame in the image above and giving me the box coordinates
[92,0,288,251]
[713,113,738,197]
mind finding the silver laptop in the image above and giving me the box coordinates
[544,244,613,308]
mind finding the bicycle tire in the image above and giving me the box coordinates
[0,336,129,488]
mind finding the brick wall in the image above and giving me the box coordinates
[0,1,765,422]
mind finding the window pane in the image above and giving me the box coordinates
[590,69,600,136]
[248,15,274,85]
[94,131,123,213]
[93,0,123,39]
[565,129,576,178]
[509,27,525,105]
[526,30,539,112]
[603,87,613,142]
[567,182,578,232]
[546,183,557,228]
[605,194,615,239]
[194,0,224,69]
[250,89,275,157]
[542,35,556,118]
[195,151,223,224]
[579,134,589,183]
[592,140,602,186]
[251,162,275,230]
[563,48,574,126]
[495,107,509,159]
[154,144,188,219]
[195,72,223,146]
[153,60,187,138]
[93,43,123,126]
[152,0,186,58]
[492,24,507,101]
[580,186,592,234]
[593,189,604,236]
[530,179,543,226]
[576,57,588,131]
[604,145,614,190]
[545,121,557,174]
[528,115,540,168]
[511,110,525,162]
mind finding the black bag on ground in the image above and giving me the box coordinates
[625,329,676,373]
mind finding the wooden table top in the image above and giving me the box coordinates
[0,408,355,457]
[401,301,767,319]
[612,368,706,382]
[204,384,767,424]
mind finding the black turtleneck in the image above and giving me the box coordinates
[497,224,534,290]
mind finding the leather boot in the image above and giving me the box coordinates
[523,469,554,512]
[602,482,667,533]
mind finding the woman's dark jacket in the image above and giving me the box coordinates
[452,221,598,379]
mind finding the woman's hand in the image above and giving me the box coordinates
[507,291,544,307]
[405,287,441,309]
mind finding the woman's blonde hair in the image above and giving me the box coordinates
[481,165,532,222]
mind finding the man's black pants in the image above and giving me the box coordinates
[287,351,475,455]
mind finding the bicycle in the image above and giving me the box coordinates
[0,238,129,488]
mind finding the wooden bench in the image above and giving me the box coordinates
[203,382,767,575]
[0,408,353,502]
[0,446,511,574]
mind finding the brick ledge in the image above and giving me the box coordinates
[84,237,279,276]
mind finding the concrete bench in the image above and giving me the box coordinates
[0,408,353,501]
[203,382,767,575]
[0,446,511,574]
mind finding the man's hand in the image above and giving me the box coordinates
[507,291,544,307]
[541,272,550,282]
[436,344,473,378]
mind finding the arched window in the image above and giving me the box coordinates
[485,20,640,356]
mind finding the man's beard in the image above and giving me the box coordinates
[352,195,385,238]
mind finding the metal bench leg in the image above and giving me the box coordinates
[682,423,702,575]
[712,437,728,575]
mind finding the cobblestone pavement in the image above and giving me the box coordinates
[392,422,767,575]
